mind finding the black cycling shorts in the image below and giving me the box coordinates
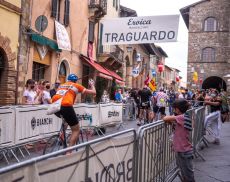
[55,106,79,127]
[154,106,166,115]
[140,102,150,109]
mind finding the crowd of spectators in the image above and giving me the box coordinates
[22,79,60,105]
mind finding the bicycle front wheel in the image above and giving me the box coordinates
[43,135,63,155]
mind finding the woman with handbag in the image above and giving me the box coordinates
[52,74,96,153]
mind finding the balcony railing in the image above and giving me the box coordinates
[99,45,124,63]
[88,0,107,15]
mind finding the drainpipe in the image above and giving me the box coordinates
[15,2,24,105]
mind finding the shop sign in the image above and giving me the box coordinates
[102,15,179,45]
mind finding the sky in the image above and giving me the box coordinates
[120,0,201,81]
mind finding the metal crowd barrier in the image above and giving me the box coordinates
[0,106,210,182]
[0,129,137,182]
[0,103,124,165]
[122,98,136,121]
[193,107,209,161]
[136,121,179,182]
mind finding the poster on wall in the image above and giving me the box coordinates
[102,15,179,45]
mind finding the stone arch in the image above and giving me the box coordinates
[202,76,226,91]
[58,59,70,83]
[0,33,17,105]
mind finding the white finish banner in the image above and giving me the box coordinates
[102,15,179,45]
[99,103,123,126]
[0,107,15,147]
[55,20,71,51]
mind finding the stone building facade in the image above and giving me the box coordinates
[181,0,230,92]
[16,0,108,104]
[0,0,21,105]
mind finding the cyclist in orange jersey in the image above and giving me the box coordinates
[52,74,96,150]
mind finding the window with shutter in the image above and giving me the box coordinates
[204,17,217,31]
[51,0,61,21]
[64,0,70,26]
[99,23,104,53]
[51,0,58,18]
[202,47,215,62]
[88,21,95,43]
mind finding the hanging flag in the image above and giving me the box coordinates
[132,64,140,78]
[144,73,150,86]
[148,77,157,91]
[193,71,198,83]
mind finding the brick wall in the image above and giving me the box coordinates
[0,33,17,105]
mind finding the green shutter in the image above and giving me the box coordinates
[64,0,70,26]
[51,0,58,18]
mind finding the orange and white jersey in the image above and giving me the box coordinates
[52,81,85,106]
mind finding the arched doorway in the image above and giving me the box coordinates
[0,48,6,85]
[58,60,69,83]
[202,76,226,91]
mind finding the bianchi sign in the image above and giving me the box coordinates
[101,15,179,45]
[31,117,53,130]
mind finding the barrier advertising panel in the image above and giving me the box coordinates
[73,103,100,127]
[14,105,62,144]
[99,103,123,126]
[0,107,15,147]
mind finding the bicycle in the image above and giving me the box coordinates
[43,115,86,155]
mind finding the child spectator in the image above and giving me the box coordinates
[163,99,195,182]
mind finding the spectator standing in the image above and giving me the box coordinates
[220,90,229,123]
[101,90,110,103]
[41,81,52,104]
[163,99,194,182]
[22,79,38,105]
[115,88,123,102]
[168,88,176,115]
[178,91,184,99]
[154,88,168,120]
[137,86,152,125]
[204,90,222,144]
[130,88,140,119]
[50,80,61,98]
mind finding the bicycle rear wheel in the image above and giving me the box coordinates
[43,135,63,155]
